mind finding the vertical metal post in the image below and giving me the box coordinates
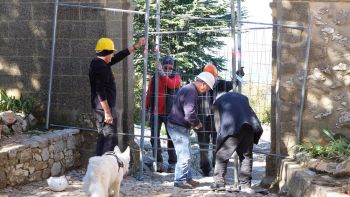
[237,0,242,93]
[231,0,237,92]
[296,12,312,144]
[231,0,239,189]
[275,0,282,158]
[45,0,59,130]
[152,0,161,172]
[139,0,151,180]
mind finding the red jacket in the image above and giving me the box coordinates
[146,74,182,115]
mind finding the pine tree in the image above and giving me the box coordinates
[133,0,238,81]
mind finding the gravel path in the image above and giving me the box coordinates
[0,125,276,197]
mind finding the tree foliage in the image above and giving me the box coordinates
[132,0,247,124]
[133,0,240,81]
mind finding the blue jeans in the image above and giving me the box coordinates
[167,122,192,183]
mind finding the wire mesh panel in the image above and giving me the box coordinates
[46,0,300,182]
[240,22,273,125]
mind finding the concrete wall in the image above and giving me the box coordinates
[269,0,350,177]
[0,0,136,139]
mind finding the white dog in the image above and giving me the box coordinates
[83,146,130,197]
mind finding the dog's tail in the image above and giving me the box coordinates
[83,157,106,197]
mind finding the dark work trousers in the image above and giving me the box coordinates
[196,115,217,175]
[213,125,254,186]
[150,114,177,164]
[94,109,118,156]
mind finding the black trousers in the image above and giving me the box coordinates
[196,115,217,175]
[213,125,254,186]
[150,114,177,164]
[94,110,118,156]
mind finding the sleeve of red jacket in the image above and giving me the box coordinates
[164,74,181,89]
[145,78,153,110]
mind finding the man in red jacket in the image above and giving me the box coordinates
[146,55,182,172]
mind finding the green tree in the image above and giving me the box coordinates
[133,0,246,124]
[133,0,237,80]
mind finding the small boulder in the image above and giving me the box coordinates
[0,111,16,125]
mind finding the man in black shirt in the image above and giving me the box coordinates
[210,92,263,194]
[89,37,145,156]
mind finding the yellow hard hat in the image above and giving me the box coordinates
[95,38,115,51]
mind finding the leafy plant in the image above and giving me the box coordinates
[0,89,34,114]
[294,129,350,159]
[242,81,271,124]
[260,107,271,124]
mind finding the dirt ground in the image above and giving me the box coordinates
[0,168,278,197]
[0,126,275,197]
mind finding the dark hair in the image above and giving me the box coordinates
[96,50,114,56]
[162,55,174,65]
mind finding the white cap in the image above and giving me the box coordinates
[47,176,69,192]
[196,72,216,90]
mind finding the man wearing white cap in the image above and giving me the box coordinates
[167,72,216,189]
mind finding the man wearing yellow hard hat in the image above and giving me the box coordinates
[89,37,145,156]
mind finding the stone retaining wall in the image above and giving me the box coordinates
[279,158,349,197]
[0,129,82,189]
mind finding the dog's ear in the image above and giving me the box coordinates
[113,145,121,153]
[123,146,130,158]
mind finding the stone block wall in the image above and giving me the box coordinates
[0,129,82,189]
[0,0,136,138]
[269,0,350,177]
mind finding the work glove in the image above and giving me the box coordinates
[236,67,245,77]
[145,110,151,122]
[156,62,166,77]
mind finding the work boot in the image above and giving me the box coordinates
[174,181,193,189]
[155,162,165,172]
[210,181,225,191]
[187,179,200,187]
[167,164,175,173]
[240,184,254,194]
[202,169,210,177]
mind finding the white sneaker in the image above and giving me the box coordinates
[240,187,255,194]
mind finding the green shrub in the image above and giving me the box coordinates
[0,89,34,114]
[260,108,271,125]
[294,129,350,158]
[242,81,271,125]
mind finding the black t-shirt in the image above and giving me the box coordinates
[89,48,130,110]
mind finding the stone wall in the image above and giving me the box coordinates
[0,129,82,189]
[270,0,350,177]
[0,0,136,139]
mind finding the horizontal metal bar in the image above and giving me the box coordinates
[59,3,229,22]
[51,124,171,141]
[59,3,146,14]
[241,27,273,31]
[239,20,308,29]
[150,13,229,21]
[51,124,287,158]
[141,28,231,35]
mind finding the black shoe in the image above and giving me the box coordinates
[202,171,210,177]
[187,179,200,187]
[167,164,175,173]
[174,181,193,189]
[210,182,225,191]
[155,162,165,172]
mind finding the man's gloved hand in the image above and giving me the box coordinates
[236,67,245,77]
[145,110,151,122]
[156,62,166,77]
[194,122,203,130]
